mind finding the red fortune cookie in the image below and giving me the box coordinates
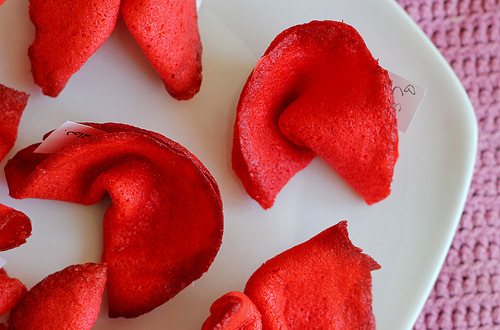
[5,123,224,318]
[232,21,398,209]
[202,221,380,329]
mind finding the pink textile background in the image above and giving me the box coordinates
[396,0,500,328]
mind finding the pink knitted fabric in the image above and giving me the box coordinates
[396,0,500,329]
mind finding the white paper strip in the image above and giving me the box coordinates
[388,71,427,133]
[34,121,105,154]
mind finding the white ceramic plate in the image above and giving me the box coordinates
[0,0,477,329]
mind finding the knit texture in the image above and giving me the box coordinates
[396,0,500,328]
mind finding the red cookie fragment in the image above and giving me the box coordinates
[243,221,380,329]
[0,268,27,316]
[0,204,32,251]
[0,84,31,251]
[8,263,106,329]
[0,83,28,161]
[201,291,262,330]
[121,0,202,100]
[232,21,398,208]
[28,0,120,97]
[5,122,224,318]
